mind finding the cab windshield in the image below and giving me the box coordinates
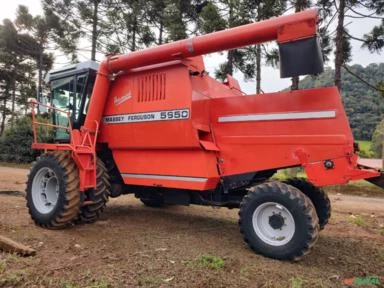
[50,72,94,141]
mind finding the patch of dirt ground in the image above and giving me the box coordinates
[0,166,383,288]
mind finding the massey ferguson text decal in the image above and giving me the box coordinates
[103,109,190,124]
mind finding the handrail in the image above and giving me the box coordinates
[30,101,73,146]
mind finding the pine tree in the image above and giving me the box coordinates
[363,20,383,53]
[318,0,382,91]
[242,1,286,93]
[289,0,312,90]
[14,5,59,103]
[199,0,249,80]
[42,0,104,60]
[0,19,38,134]
[102,0,155,53]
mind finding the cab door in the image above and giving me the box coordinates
[50,72,92,141]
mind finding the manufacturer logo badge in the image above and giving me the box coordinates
[114,92,132,106]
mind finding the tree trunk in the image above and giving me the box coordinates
[291,76,299,90]
[1,89,7,136]
[334,0,346,91]
[158,18,163,45]
[132,17,137,51]
[256,45,261,94]
[227,50,234,75]
[290,0,308,91]
[226,0,234,75]
[91,0,99,61]
[381,125,384,167]
[11,79,16,128]
[37,50,43,104]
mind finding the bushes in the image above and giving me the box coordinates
[0,115,53,163]
[372,119,384,158]
[357,140,375,158]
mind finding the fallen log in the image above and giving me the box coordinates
[0,235,36,256]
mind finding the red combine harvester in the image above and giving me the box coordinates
[27,9,383,260]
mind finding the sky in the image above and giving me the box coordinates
[0,0,382,93]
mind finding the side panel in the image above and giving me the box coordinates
[98,62,223,190]
[98,64,363,190]
[98,64,200,149]
[210,87,355,176]
[113,149,219,190]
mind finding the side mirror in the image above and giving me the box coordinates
[279,36,324,78]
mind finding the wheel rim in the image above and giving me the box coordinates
[252,202,295,246]
[31,167,59,214]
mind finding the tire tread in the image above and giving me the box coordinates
[26,151,81,229]
[239,181,319,261]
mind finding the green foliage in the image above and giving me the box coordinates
[198,0,252,78]
[363,19,384,53]
[356,140,374,158]
[289,277,306,288]
[195,255,225,270]
[163,2,188,41]
[300,63,384,140]
[348,215,367,227]
[273,168,306,181]
[371,119,384,157]
[0,115,52,163]
[86,277,110,288]
[62,282,79,288]
[0,18,38,135]
[137,276,162,287]
[199,3,226,33]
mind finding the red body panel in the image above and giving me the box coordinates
[211,87,353,174]
[96,60,379,190]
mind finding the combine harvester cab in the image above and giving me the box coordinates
[26,9,383,261]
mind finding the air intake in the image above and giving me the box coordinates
[138,73,166,102]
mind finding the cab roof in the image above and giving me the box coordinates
[45,61,99,83]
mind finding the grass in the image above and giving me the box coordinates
[194,254,225,270]
[348,215,367,227]
[272,169,306,181]
[61,278,111,288]
[0,259,6,273]
[137,276,162,287]
[0,253,33,287]
[289,277,306,288]
[326,180,384,198]
[274,170,383,198]
[62,282,79,288]
[86,278,110,288]
[0,161,31,169]
[0,266,28,287]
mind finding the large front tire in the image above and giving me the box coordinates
[239,182,319,261]
[26,152,81,229]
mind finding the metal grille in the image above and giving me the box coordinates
[138,73,166,102]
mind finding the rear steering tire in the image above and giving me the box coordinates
[239,182,319,261]
[284,178,331,230]
[26,152,81,229]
